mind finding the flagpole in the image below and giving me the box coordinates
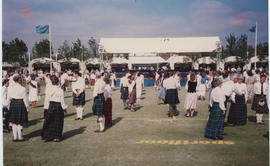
[254,21,258,69]
[28,52,31,74]
[49,23,52,73]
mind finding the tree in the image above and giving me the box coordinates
[32,39,53,59]
[257,42,268,61]
[58,40,72,60]
[88,37,99,57]
[225,33,238,57]
[236,34,250,63]
[71,38,83,60]
[2,38,28,66]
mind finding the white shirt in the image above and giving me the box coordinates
[61,73,69,86]
[90,73,96,79]
[120,76,129,87]
[104,84,112,101]
[44,85,68,110]
[232,83,248,102]
[163,76,179,90]
[93,78,105,98]
[72,77,85,94]
[2,86,8,107]
[136,76,143,88]
[222,80,236,97]
[253,82,268,95]
[7,83,29,111]
[128,80,136,94]
[210,86,226,111]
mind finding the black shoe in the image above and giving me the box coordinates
[75,118,80,120]
[45,138,53,142]
[94,130,105,133]
[18,138,27,142]
[12,139,17,142]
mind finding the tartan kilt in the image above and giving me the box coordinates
[9,100,28,124]
[165,89,179,105]
[104,98,112,128]
[41,102,64,139]
[72,92,85,106]
[92,94,105,116]
[205,103,224,139]
[121,87,129,100]
[85,78,90,85]
[227,95,247,125]
[251,94,269,114]
[3,107,9,129]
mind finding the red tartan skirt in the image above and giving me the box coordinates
[90,79,95,86]
[104,98,112,128]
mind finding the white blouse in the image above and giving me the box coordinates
[2,86,8,107]
[120,76,129,87]
[104,84,112,101]
[72,77,85,94]
[7,83,29,111]
[44,85,68,110]
[231,83,248,102]
[163,76,179,90]
[253,82,268,95]
[93,79,105,98]
[128,80,136,94]
[210,87,226,111]
[222,80,236,97]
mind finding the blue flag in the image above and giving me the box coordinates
[36,25,49,34]
[249,25,256,32]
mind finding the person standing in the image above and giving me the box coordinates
[136,72,143,100]
[120,73,130,109]
[92,75,106,132]
[128,75,136,112]
[246,70,255,104]
[90,70,96,89]
[205,78,226,140]
[60,71,69,91]
[29,74,39,109]
[163,72,180,118]
[157,72,167,104]
[184,72,198,117]
[8,76,29,142]
[72,70,86,120]
[2,79,10,132]
[42,75,68,142]
[110,72,116,89]
[104,78,112,129]
[198,72,208,101]
[252,74,269,124]
[227,75,248,125]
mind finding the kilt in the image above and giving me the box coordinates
[104,98,112,128]
[158,87,166,100]
[90,79,95,86]
[3,107,9,129]
[227,95,247,125]
[41,102,64,140]
[9,100,28,125]
[121,87,129,100]
[92,94,105,116]
[72,92,85,106]
[251,94,269,114]
[85,78,89,85]
[205,102,224,139]
[165,89,179,105]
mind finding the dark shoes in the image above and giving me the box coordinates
[13,138,27,142]
[94,130,105,133]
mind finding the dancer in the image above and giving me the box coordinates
[128,75,136,112]
[184,72,198,117]
[110,72,116,89]
[2,79,10,132]
[8,75,29,142]
[104,78,112,128]
[136,72,143,100]
[72,70,86,120]
[120,73,129,109]
[29,74,39,108]
[205,78,226,140]
[157,72,167,104]
[198,72,208,101]
[42,75,67,142]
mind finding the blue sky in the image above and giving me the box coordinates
[3,0,268,52]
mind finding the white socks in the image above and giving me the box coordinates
[12,124,23,140]
[256,113,264,123]
[76,107,84,119]
[98,116,105,131]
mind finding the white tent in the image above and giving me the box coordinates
[31,57,54,64]
[85,58,100,65]
[111,57,129,64]
[224,56,237,63]
[58,58,81,63]
[197,57,216,64]
[128,56,166,64]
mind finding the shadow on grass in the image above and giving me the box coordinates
[36,105,44,108]
[106,117,123,131]
[64,112,76,118]
[83,112,94,119]
[140,97,145,100]
[85,99,91,103]
[62,126,86,141]
[248,116,257,123]
[24,129,42,139]
[26,117,44,128]
[134,105,143,112]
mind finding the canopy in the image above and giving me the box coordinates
[111,57,129,64]
[85,58,100,65]
[224,56,237,63]
[197,57,216,64]
[31,57,54,64]
[128,56,166,64]
[58,58,80,63]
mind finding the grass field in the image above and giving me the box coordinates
[3,84,269,166]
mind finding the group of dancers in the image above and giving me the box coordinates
[2,66,269,142]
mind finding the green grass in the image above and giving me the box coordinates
[3,85,269,166]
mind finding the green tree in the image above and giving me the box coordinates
[236,34,250,63]
[72,38,83,60]
[32,39,53,59]
[257,42,268,61]
[225,33,238,57]
[88,37,98,57]
[2,38,28,66]
[58,40,72,60]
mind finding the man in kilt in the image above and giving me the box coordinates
[120,73,130,109]
[92,74,106,132]
[42,75,68,142]
[72,70,86,120]
[2,79,10,132]
[163,72,180,118]
[252,74,269,125]
[7,75,29,142]
[205,78,226,140]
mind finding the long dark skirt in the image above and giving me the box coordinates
[205,103,224,139]
[227,95,247,125]
[9,100,28,125]
[92,94,105,116]
[72,92,85,106]
[165,89,179,105]
[252,94,269,114]
[121,87,129,100]
[3,107,9,130]
[128,89,136,104]
[42,102,64,140]
[104,98,112,128]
